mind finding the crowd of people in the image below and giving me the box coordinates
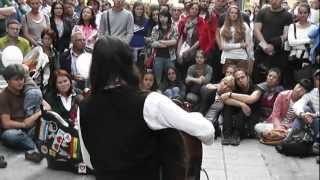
[0,0,319,177]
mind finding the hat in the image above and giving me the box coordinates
[298,78,313,92]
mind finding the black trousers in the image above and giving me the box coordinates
[253,48,292,89]
[222,105,260,138]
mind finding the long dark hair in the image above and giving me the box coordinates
[132,1,146,26]
[51,2,64,19]
[90,37,140,93]
[78,6,97,29]
[158,10,172,34]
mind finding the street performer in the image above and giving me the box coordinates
[79,36,214,180]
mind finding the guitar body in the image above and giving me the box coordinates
[158,99,203,180]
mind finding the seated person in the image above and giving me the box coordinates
[160,66,186,99]
[220,68,284,145]
[205,75,235,138]
[292,69,319,158]
[139,71,159,92]
[185,49,213,106]
[256,68,284,122]
[219,68,259,145]
[255,79,313,136]
[0,20,31,72]
[197,64,237,114]
[0,64,50,163]
[59,31,86,90]
[44,69,84,170]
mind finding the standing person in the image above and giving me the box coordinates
[79,36,214,180]
[253,0,292,88]
[22,0,50,46]
[50,2,72,53]
[308,0,319,24]
[287,3,316,72]
[219,5,254,74]
[72,6,98,50]
[130,1,149,67]
[176,2,211,80]
[98,0,134,44]
[63,0,79,28]
[151,10,178,86]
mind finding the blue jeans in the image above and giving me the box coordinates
[163,87,180,98]
[1,128,36,151]
[153,57,174,86]
[24,88,43,117]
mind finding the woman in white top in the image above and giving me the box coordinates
[288,3,317,70]
[22,0,50,46]
[219,5,254,74]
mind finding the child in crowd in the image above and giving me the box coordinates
[160,66,186,99]
[185,49,213,105]
[140,71,158,92]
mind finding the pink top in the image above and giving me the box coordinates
[266,90,295,129]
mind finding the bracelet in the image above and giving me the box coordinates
[229,92,232,98]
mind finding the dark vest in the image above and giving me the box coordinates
[80,86,159,180]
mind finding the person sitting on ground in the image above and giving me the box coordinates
[44,69,84,170]
[220,68,283,145]
[205,75,235,138]
[160,66,186,100]
[0,64,51,163]
[198,64,237,114]
[185,49,213,106]
[292,69,319,162]
[255,78,313,136]
[140,71,159,92]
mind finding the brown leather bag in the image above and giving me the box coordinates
[260,129,288,145]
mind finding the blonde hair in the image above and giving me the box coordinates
[222,75,235,90]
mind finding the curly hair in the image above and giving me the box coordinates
[221,5,246,43]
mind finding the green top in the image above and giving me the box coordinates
[0,35,31,56]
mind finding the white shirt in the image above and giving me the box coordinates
[220,23,254,64]
[293,88,320,117]
[143,92,215,145]
[78,91,215,170]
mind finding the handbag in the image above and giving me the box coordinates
[275,124,315,157]
[259,129,288,145]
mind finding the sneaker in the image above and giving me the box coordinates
[230,131,241,146]
[25,150,44,163]
[221,133,232,145]
[0,155,7,168]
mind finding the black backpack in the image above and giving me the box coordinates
[275,125,315,157]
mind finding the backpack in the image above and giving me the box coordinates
[275,125,315,157]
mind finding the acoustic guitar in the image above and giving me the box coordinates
[158,98,203,180]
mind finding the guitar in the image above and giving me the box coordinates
[158,98,203,180]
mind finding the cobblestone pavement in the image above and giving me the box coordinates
[0,138,319,180]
